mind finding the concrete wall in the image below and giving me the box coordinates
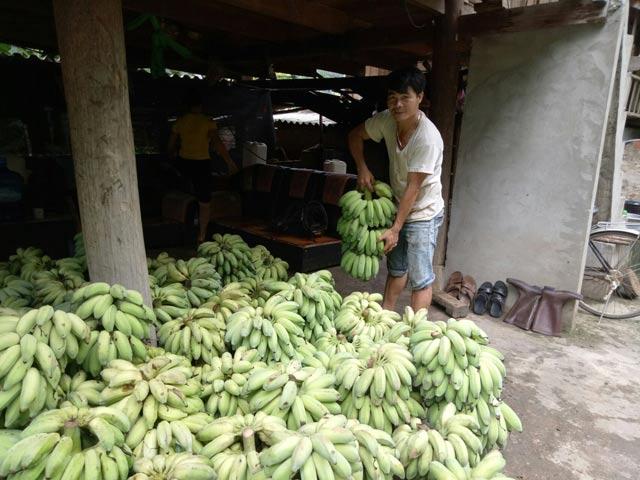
[446,9,624,328]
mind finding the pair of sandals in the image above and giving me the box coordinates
[473,281,508,317]
[445,271,477,306]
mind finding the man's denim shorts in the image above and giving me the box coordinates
[387,211,444,290]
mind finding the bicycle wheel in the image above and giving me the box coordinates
[580,229,640,319]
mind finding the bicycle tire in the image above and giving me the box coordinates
[580,229,640,319]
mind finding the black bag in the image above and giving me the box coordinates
[271,200,328,237]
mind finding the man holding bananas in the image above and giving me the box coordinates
[348,66,444,311]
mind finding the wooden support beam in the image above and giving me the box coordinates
[214,0,370,34]
[460,0,609,37]
[431,0,463,289]
[53,0,151,304]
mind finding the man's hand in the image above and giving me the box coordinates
[358,168,375,192]
[379,228,399,254]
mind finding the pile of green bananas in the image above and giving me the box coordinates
[225,295,306,362]
[73,233,87,269]
[130,418,201,459]
[312,327,357,357]
[160,258,222,307]
[129,452,215,480]
[410,318,505,409]
[0,405,132,480]
[239,276,274,307]
[147,252,176,284]
[157,308,226,363]
[33,262,86,307]
[197,233,255,284]
[18,254,56,282]
[243,360,341,430]
[7,247,44,276]
[330,342,420,434]
[335,292,400,342]
[202,282,252,321]
[149,281,190,324]
[197,348,264,417]
[196,412,287,480]
[72,282,155,375]
[251,245,289,281]
[264,271,342,342]
[337,182,396,281]
[415,450,515,480]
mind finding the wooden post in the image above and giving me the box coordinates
[53,0,151,304]
[431,0,463,289]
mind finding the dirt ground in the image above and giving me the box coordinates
[330,263,640,480]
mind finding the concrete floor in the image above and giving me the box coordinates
[329,263,640,480]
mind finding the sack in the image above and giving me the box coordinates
[271,200,328,237]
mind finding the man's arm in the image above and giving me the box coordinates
[209,126,238,174]
[348,123,375,191]
[379,172,427,253]
[167,131,178,158]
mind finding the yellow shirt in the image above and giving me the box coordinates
[172,113,217,160]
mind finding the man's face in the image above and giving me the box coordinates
[387,87,424,122]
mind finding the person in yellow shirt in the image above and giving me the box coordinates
[168,90,238,243]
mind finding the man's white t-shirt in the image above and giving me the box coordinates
[364,109,444,223]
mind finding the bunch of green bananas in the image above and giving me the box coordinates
[72,282,155,375]
[394,404,483,476]
[197,233,255,285]
[157,308,226,363]
[0,430,20,466]
[33,264,86,307]
[410,318,505,408]
[202,281,252,321]
[0,306,95,427]
[243,360,341,430]
[97,356,204,439]
[7,247,44,275]
[0,405,132,480]
[0,276,33,308]
[197,348,265,417]
[259,414,404,480]
[312,327,357,357]
[330,342,421,434]
[18,254,56,281]
[427,398,522,454]
[59,371,104,408]
[150,281,190,324]
[251,245,289,281]
[423,450,515,480]
[239,276,274,307]
[334,292,400,341]
[147,252,176,283]
[225,295,306,363]
[196,412,287,465]
[381,306,430,347]
[344,417,405,480]
[161,258,222,307]
[130,419,202,459]
[129,452,215,480]
[289,271,343,341]
[337,182,396,282]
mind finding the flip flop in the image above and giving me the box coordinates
[460,275,477,306]
[489,280,508,318]
[473,282,493,315]
[445,271,464,298]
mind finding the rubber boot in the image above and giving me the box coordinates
[503,278,542,330]
[530,287,583,336]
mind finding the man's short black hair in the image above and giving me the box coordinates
[184,89,203,109]
[386,66,426,96]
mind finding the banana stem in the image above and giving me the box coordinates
[242,428,256,453]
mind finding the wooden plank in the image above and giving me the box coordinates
[214,0,370,34]
[432,289,470,317]
[53,0,151,304]
[460,0,609,37]
[431,0,463,289]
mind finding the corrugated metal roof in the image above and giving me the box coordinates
[273,109,336,126]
